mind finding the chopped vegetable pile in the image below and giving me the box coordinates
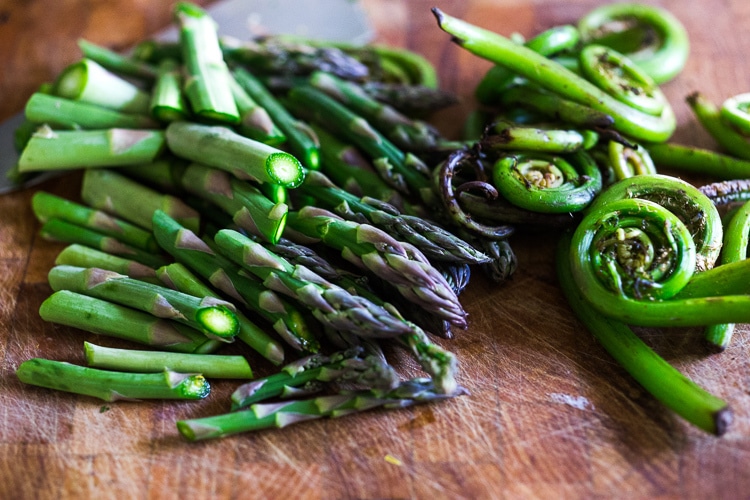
[12,1,750,439]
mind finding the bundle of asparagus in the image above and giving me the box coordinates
[12,1,508,441]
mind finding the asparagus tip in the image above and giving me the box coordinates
[714,406,733,436]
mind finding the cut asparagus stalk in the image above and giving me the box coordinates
[227,71,285,146]
[33,191,159,253]
[119,157,188,194]
[231,347,398,409]
[157,262,285,365]
[150,58,189,122]
[287,206,468,328]
[152,210,319,353]
[17,126,166,172]
[39,290,222,353]
[40,218,170,269]
[56,244,160,284]
[53,58,151,114]
[178,162,288,244]
[48,265,239,341]
[233,67,320,169]
[214,228,421,339]
[165,121,305,187]
[177,378,464,441]
[77,38,158,81]
[17,358,210,401]
[81,169,200,232]
[84,341,253,379]
[24,93,159,130]
[174,1,239,123]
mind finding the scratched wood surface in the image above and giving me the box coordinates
[1,1,749,498]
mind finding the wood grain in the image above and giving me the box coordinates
[1,1,749,498]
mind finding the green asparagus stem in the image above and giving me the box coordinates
[53,58,151,114]
[227,71,285,146]
[48,265,239,341]
[132,39,182,63]
[310,122,403,206]
[233,67,320,169]
[157,262,285,365]
[24,93,159,130]
[17,126,165,172]
[39,218,170,269]
[231,347,399,409]
[165,121,305,188]
[33,191,159,253]
[557,233,731,435]
[286,85,434,203]
[150,58,189,122]
[77,38,158,81]
[173,1,239,123]
[39,290,221,353]
[300,170,490,264]
[286,206,468,328]
[84,341,253,379]
[81,169,200,232]
[56,244,160,284]
[17,358,210,401]
[309,71,443,153]
[177,377,464,441]
[214,228,422,339]
[178,162,288,244]
[152,210,319,353]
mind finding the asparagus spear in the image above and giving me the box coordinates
[309,71,443,152]
[17,358,210,402]
[178,162,288,244]
[77,38,158,81]
[53,58,151,114]
[309,122,404,206]
[165,121,305,188]
[151,210,319,353]
[40,218,170,269]
[286,85,433,202]
[227,71,285,146]
[150,58,189,122]
[56,244,160,284]
[18,126,166,172]
[177,377,464,441]
[48,265,240,341]
[24,93,159,130]
[157,262,285,365]
[33,191,159,253]
[214,228,422,339]
[173,1,239,123]
[300,170,490,265]
[233,67,320,169]
[81,169,200,232]
[39,290,221,353]
[84,341,253,379]
[230,347,398,409]
[286,206,468,328]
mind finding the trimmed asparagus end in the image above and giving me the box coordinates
[197,305,239,339]
[267,152,305,188]
[166,370,211,399]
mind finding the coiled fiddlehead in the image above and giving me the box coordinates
[491,151,602,213]
[577,2,690,84]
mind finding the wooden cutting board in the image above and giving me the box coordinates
[1,1,748,498]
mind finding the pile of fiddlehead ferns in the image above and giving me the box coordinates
[432,2,750,436]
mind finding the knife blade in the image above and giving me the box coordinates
[0,0,372,194]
